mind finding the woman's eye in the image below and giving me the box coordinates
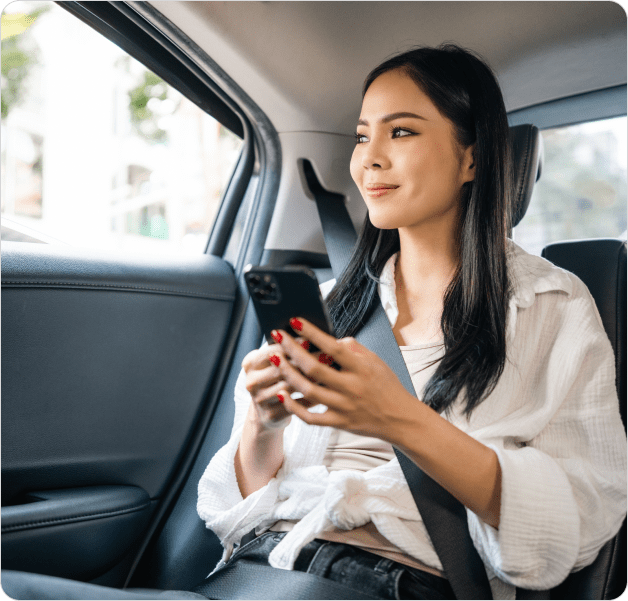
[354,132,368,144]
[391,127,414,138]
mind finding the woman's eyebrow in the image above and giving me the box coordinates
[357,112,427,126]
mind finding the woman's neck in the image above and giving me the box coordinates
[391,225,458,347]
[395,228,458,299]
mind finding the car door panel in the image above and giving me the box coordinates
[2,486,151,580]
[1,241,237,578]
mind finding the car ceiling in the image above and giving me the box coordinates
[152,2,626,135]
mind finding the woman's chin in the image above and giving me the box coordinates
[368,214,403,230]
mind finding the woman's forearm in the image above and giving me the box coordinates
[234,403,286,498]
[390,397,502,528]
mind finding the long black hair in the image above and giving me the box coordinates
[325,44,512,417]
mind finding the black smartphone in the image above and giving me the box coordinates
[244,264,336,348]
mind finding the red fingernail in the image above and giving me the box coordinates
[318,353,334,366]
[271,330,283,343]
[290,317,303,331]
[269,355,280,366]
[277,393,284,403]
[301,340,310,350]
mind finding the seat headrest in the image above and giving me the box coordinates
[509,124,544,227]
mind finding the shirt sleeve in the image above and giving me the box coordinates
[467,276,627,590]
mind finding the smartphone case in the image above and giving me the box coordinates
[244,265,335,343]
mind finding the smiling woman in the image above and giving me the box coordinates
[196,44,626,600]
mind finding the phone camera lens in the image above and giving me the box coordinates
[249,274,261,286]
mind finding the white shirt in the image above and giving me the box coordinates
[197,240,626,599]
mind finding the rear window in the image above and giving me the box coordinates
[1,1,243,254]
[513,116,627,255]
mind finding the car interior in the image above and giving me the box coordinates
[1,1,626,599]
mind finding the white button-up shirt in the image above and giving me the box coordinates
[197,240,626,599]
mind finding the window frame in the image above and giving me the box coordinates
[508,84,627,130]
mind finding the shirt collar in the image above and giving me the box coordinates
[377,239,574,328]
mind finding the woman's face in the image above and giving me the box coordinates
[350,69,475,233]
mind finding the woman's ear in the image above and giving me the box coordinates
[461,144,476,184]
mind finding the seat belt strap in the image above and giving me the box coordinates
[310,174,493,599]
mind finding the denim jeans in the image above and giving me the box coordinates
[197,532,455,600]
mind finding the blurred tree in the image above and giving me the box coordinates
[1,5,49,120]
[128,71,175,144]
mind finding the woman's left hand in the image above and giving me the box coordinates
[269,317,416,442]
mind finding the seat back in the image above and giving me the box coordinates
[541,238,627,599]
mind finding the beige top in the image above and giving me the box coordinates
[271,340,446,577]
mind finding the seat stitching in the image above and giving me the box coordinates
[1,280,234,301]
[1,500,151,532]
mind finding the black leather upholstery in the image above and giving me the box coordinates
[509,124,544,228]
[541,238,627,600]
[1,570,207,600]
[2,487,151,580]
[542,239,627,429]
[2,242,237,506]
[1,241,238,582]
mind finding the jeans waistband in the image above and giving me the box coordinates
[221,532,455,600]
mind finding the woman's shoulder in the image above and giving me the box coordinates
[506,239,606,333]
[507,239,586,308]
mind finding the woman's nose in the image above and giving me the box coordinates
[361,139,390,170]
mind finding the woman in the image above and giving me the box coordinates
[197,44,626,599]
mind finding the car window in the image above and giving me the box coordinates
[1,1,243,255]
[512,115,627,255]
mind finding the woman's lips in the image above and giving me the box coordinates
[365,185,399,198]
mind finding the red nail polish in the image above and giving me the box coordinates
[269,355,280,367]
[277,393,284,403]
[290,317,303,331]
[318,353,334,366]
[271,330,283,343]
[301,340,310,351]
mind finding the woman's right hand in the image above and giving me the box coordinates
[241,343,295,431]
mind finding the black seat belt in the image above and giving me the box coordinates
[312,186,492,600]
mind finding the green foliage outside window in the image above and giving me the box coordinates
[1,5,49,120]
[128,71,172,144]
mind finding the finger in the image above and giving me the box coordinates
[273,329,346,390]
[275,353,346,410]
[245,363,284,395]
[287,318,341,359]
[253,379,291,407]
[282,394,336,427]
[295,337,312,352]
[241,343,282,372]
